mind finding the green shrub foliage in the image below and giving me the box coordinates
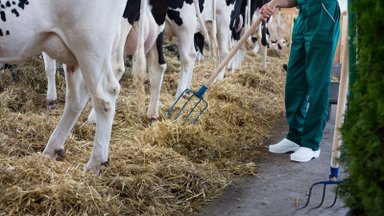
[341,0,384,215]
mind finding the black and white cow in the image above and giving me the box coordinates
[145,0,214,120]
[0,0,129,175]
[162,0,211,96]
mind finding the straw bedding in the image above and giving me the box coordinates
[0,47,288,215]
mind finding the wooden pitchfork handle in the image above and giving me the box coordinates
[202,0,278,88]
[330,23,349,180]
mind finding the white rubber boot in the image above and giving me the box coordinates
[290,147,320,162]
[269,138,300,154]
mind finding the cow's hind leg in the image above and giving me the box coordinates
[43,65,89,160]
[75,54,120,175]
[86,20,129,125]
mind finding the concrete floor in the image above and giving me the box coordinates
[196,105,349,216]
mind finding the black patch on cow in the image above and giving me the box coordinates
[231,0,272,41]
[11,8,19,16]
[169,0,193,10]
[17,0,29,9]
[194,32,205,54]
[226,0,236,6]
[261,21,269,46]
[230,0,243,40]
[156,31,166,65]
[0,11,7,22]
[124,0,172,26]
[167,0,206,26]
[149,0,171,25]
[0,11,6,21]
[198,0,204,12]
[167,9,183,26]
[167,0,196,26]
[123,0,140,24]
[0,0,31,36]
[0,28,9,37]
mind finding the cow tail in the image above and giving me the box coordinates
[132,0,147,113]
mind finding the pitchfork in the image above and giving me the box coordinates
[300,24,349,209]
[167,0,279,124]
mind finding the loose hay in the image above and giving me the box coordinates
[0,48,288,215]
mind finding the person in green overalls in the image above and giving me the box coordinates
[260,0,340,162]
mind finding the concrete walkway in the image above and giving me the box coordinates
[197,105,348,216]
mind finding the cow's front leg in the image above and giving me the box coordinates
[175,31,196,98]
[43,65,89,160]
[147,42,167,121]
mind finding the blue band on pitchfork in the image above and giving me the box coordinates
[195,85,208,99]
[329,167,339,179]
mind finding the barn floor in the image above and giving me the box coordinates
[1,45,349,215]
[196,104,349,216]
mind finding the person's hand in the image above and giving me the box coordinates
[259,3,277,21]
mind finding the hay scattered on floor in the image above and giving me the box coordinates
[0,47,288,215]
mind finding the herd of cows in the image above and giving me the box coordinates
[0,0,288,175]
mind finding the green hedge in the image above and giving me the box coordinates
[341,0,384,215]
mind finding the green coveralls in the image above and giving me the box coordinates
[285,0,340,151]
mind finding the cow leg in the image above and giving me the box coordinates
[74,51,120,174]
[231,44,247,71]
[43,65,89,160]
[216,19,230,81]
[43,52,58,110]
[86,20,129,125]
[146,39,166,121]
[175,29,196,97]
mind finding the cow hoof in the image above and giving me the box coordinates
[145,116,158,123]
[54,149,66,161]
[47,100,57,110]
[83,158,110,175]
[43,148,65,161]
[101,158,110,167]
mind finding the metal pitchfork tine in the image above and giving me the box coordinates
[300,26,349,209]
[167,88,208,125]
[167,0,279,124]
